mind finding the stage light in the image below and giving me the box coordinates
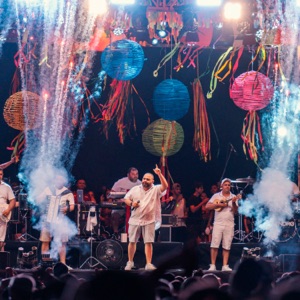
[224,2,242,20]
[196,0,222,6]
[158,30,167,38]
[110,0,135,4]
[152,38,159,45]
[278,125,288,137]
[88,0,108,16]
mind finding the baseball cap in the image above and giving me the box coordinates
[221,178,231,185]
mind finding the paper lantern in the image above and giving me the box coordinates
[142,119,184,157]
[3,91,42,131]
[101,39,144,81]
[230,71,274,111]
[153,79,190,121]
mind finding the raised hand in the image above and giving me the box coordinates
[153,164,161,176]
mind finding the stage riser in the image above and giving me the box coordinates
[3,241,300,272]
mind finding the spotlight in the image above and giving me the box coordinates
[152,38,159,45]
[158,30,167,38]
[196,0,222,6]
[278,125,288,137]
[111,0,135,4]
[88,0,108,16]
[224,2,242,20]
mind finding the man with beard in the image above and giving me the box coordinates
[111,167,141,238]
[123,165,168,270]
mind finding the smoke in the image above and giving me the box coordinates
[239,1,300,249]
[11,0,107,260]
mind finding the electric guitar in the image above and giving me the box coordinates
[0,203,12,223]
[213,193,242,212]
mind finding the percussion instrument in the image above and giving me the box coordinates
[276,219,297,242]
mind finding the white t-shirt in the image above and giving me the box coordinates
[125,184,164,226]
[112,177,141,192]
[209,191,237,225]
[0,181,15,205]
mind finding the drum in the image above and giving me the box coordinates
[277,219,297,242]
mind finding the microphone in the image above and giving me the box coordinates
[229,143,238,154]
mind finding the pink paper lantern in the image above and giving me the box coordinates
[230,71,274,111]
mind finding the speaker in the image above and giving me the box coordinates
[0,251,10,269]
[278,254,300,273]
[159,226,173,242]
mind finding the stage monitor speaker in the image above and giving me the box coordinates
[120,242,183,269]
[159,226,173,242]
[0,251,10,269]
[278,254,300,273]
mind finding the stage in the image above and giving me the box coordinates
[1,240,300,278]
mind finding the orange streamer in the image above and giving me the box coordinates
[193,78,211,162]
[241,111,264,164]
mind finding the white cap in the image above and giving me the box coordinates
[221,178,231,185]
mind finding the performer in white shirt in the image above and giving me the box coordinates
[123,164,168,271]
[0,168,16,251]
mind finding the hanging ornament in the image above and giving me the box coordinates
[230,71,274,163]
[142,118,184,157]
[152,79,190,121]
[101,39,144,81]
[3,91,42,131]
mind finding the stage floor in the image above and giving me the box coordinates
[2,239,300,275]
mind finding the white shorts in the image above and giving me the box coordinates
[210,223,234,250]
[0,221,8,242]
[40,224,68,243]
[128,223,155,243]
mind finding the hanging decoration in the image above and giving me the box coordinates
[3,91,43,160]
[3,91,42,131]
[152,79,190,121]
[193,78,211,162]
[101,39,145,81]
[207,46,244,99]
[142,118,184,158]
[101,79,150,144]
[230,71,274,162]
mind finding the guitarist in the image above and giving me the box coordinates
[205,178,239,272]
[0,168,16,251]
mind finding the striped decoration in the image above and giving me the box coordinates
[230,71,274,111]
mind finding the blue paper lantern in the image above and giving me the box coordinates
[101,39,144,81]
[153,79,190,121]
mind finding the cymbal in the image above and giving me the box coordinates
[232,177,255,184]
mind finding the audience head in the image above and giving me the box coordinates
[230,258,274,299]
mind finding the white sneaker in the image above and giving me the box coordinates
[145,263,156,270]
[125,261,134,270]
[221,265,232,272]
[208,264,216,271]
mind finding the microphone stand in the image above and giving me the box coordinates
[219,144,234,183]
[219,144,244,242]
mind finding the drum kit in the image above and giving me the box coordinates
[231,177,300,243]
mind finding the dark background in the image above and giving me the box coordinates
[0,42,259,198]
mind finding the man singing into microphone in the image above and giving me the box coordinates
[123,164,168,271]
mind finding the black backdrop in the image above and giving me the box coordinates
[0,43,258,198]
